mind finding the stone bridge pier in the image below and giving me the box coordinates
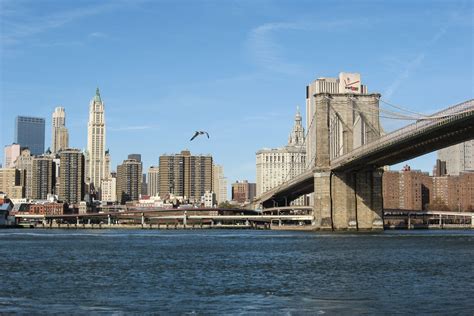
[313,169,384,230]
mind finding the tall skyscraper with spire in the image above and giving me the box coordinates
[86,88,107,196]
[51,107,69,153]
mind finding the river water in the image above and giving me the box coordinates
[0,229,472,315]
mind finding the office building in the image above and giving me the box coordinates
[3,144,21,168]
[58,149,85,204]
[14,116,45,155]
[212,164,228,204]
[86,88,107,194]
[256,107,306,204]
[51,107,69,153]
[159,150,213,203]
[116,158,142,204]
[438,140,474,175]
[147,166,159,197]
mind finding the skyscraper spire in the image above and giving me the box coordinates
[288,106,305,146]
[94,87,101,102]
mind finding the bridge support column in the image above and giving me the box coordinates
[313,169,384,231]
[313,171,333,230]
[354,169,384,230]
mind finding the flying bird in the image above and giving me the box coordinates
[190,131,210,141]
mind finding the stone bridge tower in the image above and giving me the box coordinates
[311,93,384,230]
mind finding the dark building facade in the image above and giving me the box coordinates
[116,158,142,204]
[58,149,85,204]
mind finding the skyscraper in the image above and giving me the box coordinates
[15,116,45,155]
[438,140,474,175]
[58,149,85,204]
[116,158,142,204]
[51,107,69,153]
[86,88,107,194]
[159,150,213,203]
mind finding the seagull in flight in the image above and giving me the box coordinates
[190,131,209,141]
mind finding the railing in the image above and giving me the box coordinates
[331,99,474,167]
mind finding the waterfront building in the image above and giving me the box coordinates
[3,143,21,168]
[0,168,24,199]
[147,166,159,197]
[231,180,256,204]
[31,156,55,200]
[51,107,69,154]
[14,148,33,199]
[438,140,474,175]
[383,166,474,212]
[433,159,447,177]
[305,72,368,167]
[15,116,45,156]
[116,158,142,204]
[86,88,107,195]
[58,149,85,204]
[382,165,431,211]
[159,150,213,203]
[212,164,228,204]
[256,107,306,204]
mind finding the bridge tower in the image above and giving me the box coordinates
[312,93,384,230]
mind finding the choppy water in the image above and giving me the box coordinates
[0,229,473,315]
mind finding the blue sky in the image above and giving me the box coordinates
[1,0,473,184]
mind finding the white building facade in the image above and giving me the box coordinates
[212,164,227,204]
[86,88,107,195]
[256,108,306,203]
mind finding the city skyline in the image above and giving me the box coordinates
[1,0,473,183]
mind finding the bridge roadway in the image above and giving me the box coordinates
[255,99,474,207]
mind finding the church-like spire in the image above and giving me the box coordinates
[288,106,305,146]
[94,87,101,102]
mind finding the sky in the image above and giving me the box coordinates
[1,0,473,185]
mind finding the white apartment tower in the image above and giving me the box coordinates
[86,88,107,194]
[256,107,306,202]
[438,140,474,175]
[51,107,69,153]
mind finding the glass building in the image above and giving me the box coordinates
[14,116,45,156]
